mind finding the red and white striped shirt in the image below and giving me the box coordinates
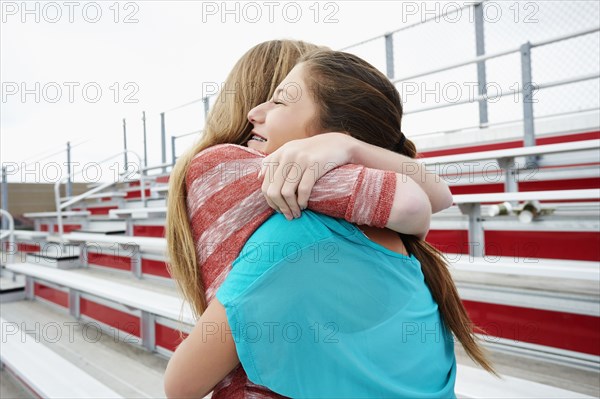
[185,143,397,399]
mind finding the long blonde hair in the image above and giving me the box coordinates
[166,40,321,319]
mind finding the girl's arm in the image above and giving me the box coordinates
[259,132,452,220]
[164,300,238,399]
[346,135,453,213]
[187,143,429,301]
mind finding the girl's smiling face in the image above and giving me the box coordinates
[246,63,321,154]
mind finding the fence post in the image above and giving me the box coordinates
[66,141,72,198]
[122,118,128,172]
[142,111,148,170]
[161,112,167,173]
[171,136,177,166]
[384,33,395,80]
[203,97,209,120]
[1,167,7,230]
[474,2,488,127]
[520,41,538,167]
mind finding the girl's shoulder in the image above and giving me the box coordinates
[186,144,266,187]
[192,143,265,164]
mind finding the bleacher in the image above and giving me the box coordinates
[2,118,598,397]
[1,5,599,397]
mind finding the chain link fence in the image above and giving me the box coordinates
[165,1,599,161]
[341,0,600,137]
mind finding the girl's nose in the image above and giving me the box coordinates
[247,101,267,125]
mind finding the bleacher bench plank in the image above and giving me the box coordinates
[0,317,123,398]
[6,263,193,324]
[0,230,47,240]
[449,255,599,281]
[455,364,594,398]
[63,232,166,253]
[109,207,167,219]
[453,189,599,204]
[423,139,600,165]
[23,211,91,218]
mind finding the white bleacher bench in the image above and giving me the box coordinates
[0,230,47,241]
[453,189,599,204]
[150,185,168,195]
[455,364,594,398]
[109,207,167,219]
[5,262,194,352]
[423,139,599,166]
[449,255,599,282]
[5,264,594,398]
[61,232,166,279]
[63,232,166,254]
[452,189,599,257]
[422,139,600,192]
[109,207,167,235]
[0,317,124,398]
[60,192,126,202]
[23,211,91,218]
[84,191,127,200]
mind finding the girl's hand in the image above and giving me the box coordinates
[259,132,356,220]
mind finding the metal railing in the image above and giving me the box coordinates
[0,209,15,265]
[394,26,599,153]
[53,150,145,242]
[171,129,203,166]
[2,1,599,221]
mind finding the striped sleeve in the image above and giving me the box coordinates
[185,144,397,299]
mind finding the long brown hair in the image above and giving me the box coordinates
[166,40,321,319]
[300,50,499,377]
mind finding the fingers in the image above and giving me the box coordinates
[296,172,315,211]
[260,158,303,221]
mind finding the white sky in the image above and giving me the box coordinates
[1,0,599,183]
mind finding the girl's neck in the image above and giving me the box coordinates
[356,225,409,256]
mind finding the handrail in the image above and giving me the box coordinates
[0,209,15,265]
[54,150,145,242]
[0,209,14,240]
[393,26,599,85]
[392,46,522,84]
[405,72,600,115]
[142,19,599,178]
[141,162,172,174]
[171,129,204,166]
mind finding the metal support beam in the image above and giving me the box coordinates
[203,97,209,120]
[141,311,156,352]
[171,136,177,166]
[384,33,395,79]
[142,111,148,169]
[160,112,167,173]
[69,289,80,319]
[122,119,128,172]
[130,244,142,279]
[458,203,484,258]
[66,141,72,198]
[520,41,538,167]
[79,242,89,268]
[498,157,518,193]
[1,167,7,230]
[25,276,34,300]
[474,2,488,127]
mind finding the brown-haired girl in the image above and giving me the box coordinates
[164,44,461,398]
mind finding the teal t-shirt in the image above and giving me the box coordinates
[216,210,457,399]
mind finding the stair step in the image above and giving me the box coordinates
[72,229,127,235]
[0,273,25,303]
[1,300,168,398]
[26,254,81,269]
